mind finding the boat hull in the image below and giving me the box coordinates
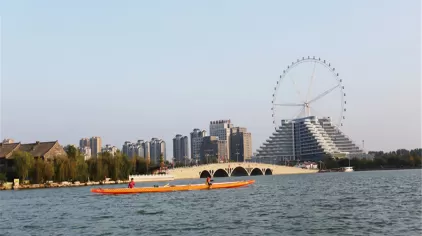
[91,180,255,195]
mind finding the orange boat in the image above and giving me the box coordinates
[91,180,255,195]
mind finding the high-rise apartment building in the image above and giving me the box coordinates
[173,134,189,163]
[79,137,101,157]
[122,141,132,157]
[209,120,233,162]
[142,141,150,160]
[102,144,118,156]
[90,136,102,157]
[190,129,206,162]
[122,140,150,159]
[200,136,226,163]
[80,146,91,161]
[150,138,166,164]
[79,138,90,150]
[134,140,145,158]
[230,127,253,162]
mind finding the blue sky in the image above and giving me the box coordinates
[0,0,420,158]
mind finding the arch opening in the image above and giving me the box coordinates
[213,169,229,178]
[231,166,249,177]
[200,170,212,178]
[250,168,264,176]
[265,169,273,175]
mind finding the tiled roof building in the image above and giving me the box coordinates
[0,141,67,173]
[0,143,21,159]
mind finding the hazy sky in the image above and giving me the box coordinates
[0,0,420,159]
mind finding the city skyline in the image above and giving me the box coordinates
[0,1,420,157]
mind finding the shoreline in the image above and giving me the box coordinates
[0,180,131,191]
[355,167,422,171]
[1,171,311,191]
[318,167,421,173]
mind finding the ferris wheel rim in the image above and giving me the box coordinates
[271,57,346,129]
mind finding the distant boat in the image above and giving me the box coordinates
[342,166,354,172]
[342,157,354,172]
[318,160,354,173]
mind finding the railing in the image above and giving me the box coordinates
[167,162,279,170]
[129,173,172,177]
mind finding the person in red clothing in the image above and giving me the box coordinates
[128,178,135,188]
[206,176,212,187]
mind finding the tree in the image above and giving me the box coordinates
[75,158,88,182]
[43,161,55,181]
[131,156,137,174]
[0,172,7,184]
[174,162,183,168]
[13,151,34,183]
[65,145,78,160]
[120,156,132,180]
[209,156,218,164]
[31,158,45,184]
[100,152,112,180]
[87,158,100,181]
[374,157,387,167]
[322,156,339,169]
[159,153,164,169]
[53,156,71,182]
[135,157,148,175]
[68,159,77,181]
[109,153,122,181]
[146,156,151,174]
[55,158,65,182]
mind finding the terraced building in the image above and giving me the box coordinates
[256,116,366,163]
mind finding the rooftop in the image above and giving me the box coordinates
[0,141,60,159]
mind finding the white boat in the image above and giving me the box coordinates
[342,157,354,172]
[129,174,175,182]
[342,166,354,172]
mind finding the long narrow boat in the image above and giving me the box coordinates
[91,180,255,195]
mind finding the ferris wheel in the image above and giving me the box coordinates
[271,56,346,130]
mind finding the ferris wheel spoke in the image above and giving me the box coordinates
[308,84,340,104]
[288,75,305,102]
[293,106,305,119]
[273,103,304,107]
[310,106,324,118]
[306,62,317,101]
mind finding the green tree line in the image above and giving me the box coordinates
[321,148,422,170]
[2,145,164,184]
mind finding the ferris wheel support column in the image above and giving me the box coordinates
[305,102,311,117]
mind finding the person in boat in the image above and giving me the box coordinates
[128,178,135,188]
[206,176,213,187]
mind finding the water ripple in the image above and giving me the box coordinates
[0,170,421,235]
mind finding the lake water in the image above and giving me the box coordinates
[0,169,421,236]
